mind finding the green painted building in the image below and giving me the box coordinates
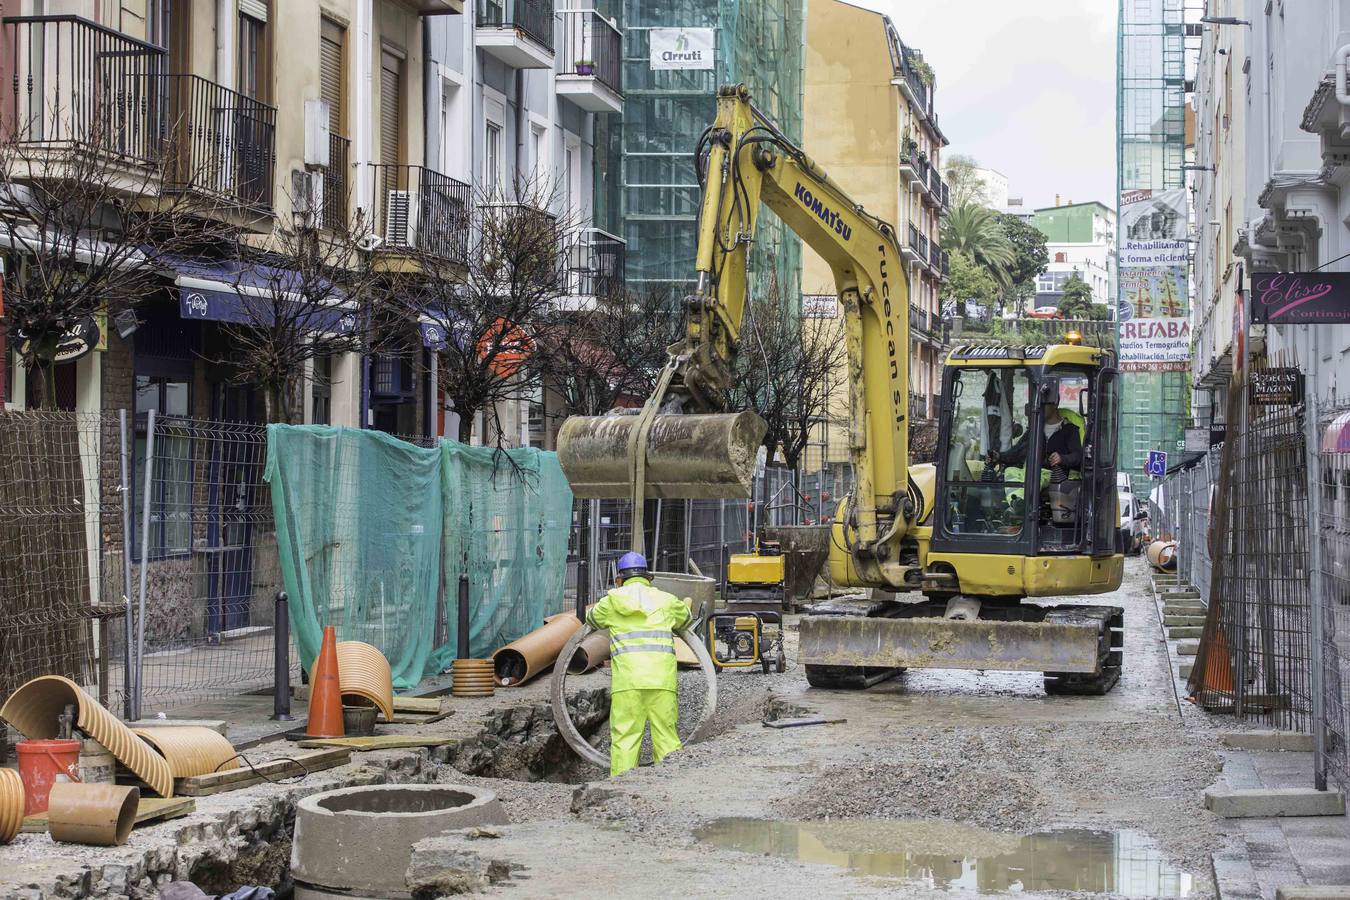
[1032,202,1114,244]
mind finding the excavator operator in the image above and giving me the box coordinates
[994,400,1084,474]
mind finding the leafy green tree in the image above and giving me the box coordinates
[942,202,1014,288]
[941,250,1000,315]
[997,213,1049,291]
[1056,273,1095,319]
[942,154,990,208]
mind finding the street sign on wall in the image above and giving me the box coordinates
[1248,367,1304,406]
[1251,272,1350,324]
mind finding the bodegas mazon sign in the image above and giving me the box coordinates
[1251,272,1350,324]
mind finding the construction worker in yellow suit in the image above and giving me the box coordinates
[586,551,691,776]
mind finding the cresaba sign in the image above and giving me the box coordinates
[1251,272,1350,324]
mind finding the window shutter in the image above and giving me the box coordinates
[319,19,344,134]
[239,0,268,22]
[380,51,401,169]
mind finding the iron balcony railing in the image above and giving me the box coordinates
[321,133,350,232]
[163,74,276,210]
[373,164,472,265]
[477,0,555,53]
[929,240,943,272]
[479,201,562,278]
[917,233,929,265]
[941,181,950,208]
[557,9,621,95]
[4,15,165,165]
[941,249,951,276]
[4,16,278,211]
[568,228,625,298]
[916,154,930,185]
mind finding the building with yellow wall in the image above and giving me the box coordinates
[801,0,949,473]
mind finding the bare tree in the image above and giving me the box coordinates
[534,288,680,421]
[402,177,581,446]
[203,205,404,424]
[0,124,231,406]
[732,279,847,478]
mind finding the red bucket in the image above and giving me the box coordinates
[15,739,81,816]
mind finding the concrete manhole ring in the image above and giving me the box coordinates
[550,621,719,770]
[292,783,508,899]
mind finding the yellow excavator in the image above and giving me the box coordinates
[558,85,1126,695]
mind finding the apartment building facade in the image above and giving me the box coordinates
[1191,0,1350,422]
[0,0,624,449]
[801,0,949,466]
[1031,201,1117,312]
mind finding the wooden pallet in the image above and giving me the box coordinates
[21,796,196,834]
[175,747,351,796]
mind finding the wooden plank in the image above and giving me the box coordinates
[22,796,195,833]
[175,747,351,797]
[296,735,457,751]
[386,708,455,725]
[391,696,443,714]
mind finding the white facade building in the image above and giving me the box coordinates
[1031,202,1117,311]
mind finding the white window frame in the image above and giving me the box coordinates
[482,87,507,195]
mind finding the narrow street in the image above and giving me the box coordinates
[412,558,1229,898]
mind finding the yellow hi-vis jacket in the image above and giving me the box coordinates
[586,577,691,693]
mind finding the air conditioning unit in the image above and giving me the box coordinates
[291,169,325,228]
[385,190,416,246]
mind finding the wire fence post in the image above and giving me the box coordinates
[131,408,156,722]
[683,499,693,574]
[117,409,135,720]
[457,572,471,660]
[271,591,293,721]
[1304,391,1328,790]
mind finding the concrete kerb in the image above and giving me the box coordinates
[1276,887,1350,900]
[1220,731,1316,752]
[1204,788,1347,818]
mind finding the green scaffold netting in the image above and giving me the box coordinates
[265,425,574,689]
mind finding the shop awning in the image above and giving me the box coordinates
[1324,411,1350,453]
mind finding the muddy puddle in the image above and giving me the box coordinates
[694,818,1193,896]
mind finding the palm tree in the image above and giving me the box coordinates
[942,202,1014,288]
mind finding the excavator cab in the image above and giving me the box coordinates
[932,344,1123,567]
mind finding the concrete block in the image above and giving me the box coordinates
[1276,887,1350,900]
[1164,605,1206,616]
[1204,788,1346,818]
[1169,626,1203,639]
[1164,615,1207,627]
[127,718,228,736]
[1180,663,1193,679]
[1162,589,1201,599]
[1220,731,1315,752]
[1177,640,1200,656]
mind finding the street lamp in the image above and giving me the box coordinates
[1199,15,1251,26]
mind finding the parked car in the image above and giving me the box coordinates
[1118,486,1147,555]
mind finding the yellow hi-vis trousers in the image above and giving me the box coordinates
[609,689,681,776]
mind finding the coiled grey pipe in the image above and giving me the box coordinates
[550,624,719,770]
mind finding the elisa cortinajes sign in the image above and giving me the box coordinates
[1252,272,1350,324]
[649,28,714,70]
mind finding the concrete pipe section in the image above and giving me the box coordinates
[550,572,720,771]
[292,784,508,900]
[557,410,766,499]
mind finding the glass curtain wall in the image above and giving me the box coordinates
[621,0,804,302]
[1117,0,1190,494]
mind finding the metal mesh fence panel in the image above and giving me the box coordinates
[133,415,294,713]
[1313,397,1350,792]
[0,409,126,714]
[1192,403,1312,729]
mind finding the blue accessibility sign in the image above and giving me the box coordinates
[1145,450,1168,477]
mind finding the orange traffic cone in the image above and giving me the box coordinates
[307,625,345,738]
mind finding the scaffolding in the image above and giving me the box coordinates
[1117,0,1191,494]
[620,0,804,300]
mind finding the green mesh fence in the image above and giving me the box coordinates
[265,426,574,689]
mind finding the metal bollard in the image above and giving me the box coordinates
[272,592,293,721]
[457,573,471,661]
[576,557,590,622]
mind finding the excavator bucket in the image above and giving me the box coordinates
[556,410,767,499]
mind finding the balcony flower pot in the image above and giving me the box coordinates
[575,61,595,76]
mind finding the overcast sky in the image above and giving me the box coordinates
[859,0,1118,210]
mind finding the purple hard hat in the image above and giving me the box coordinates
[616,551,649,577]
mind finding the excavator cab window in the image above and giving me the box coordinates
[940,367,1033,538]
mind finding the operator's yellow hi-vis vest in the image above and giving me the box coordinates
[586,577,691,775]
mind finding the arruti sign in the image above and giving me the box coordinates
[1251,272,1350,324]
[649,28,714,70]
